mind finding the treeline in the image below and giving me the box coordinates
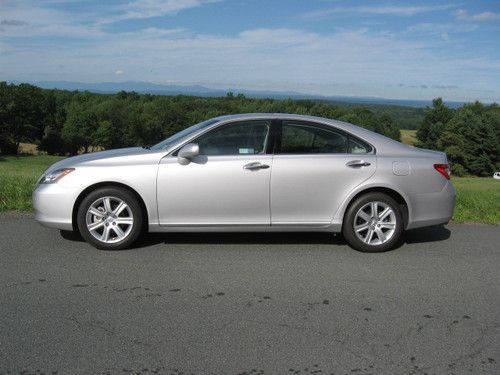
[0,82,401,156]
[329,101,425,130]
[1,82,498,176]
[417,98,499,176]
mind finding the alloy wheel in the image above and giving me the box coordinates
[85,196,134,243]
[353,201,397,246]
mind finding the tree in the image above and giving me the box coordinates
[62,107,99,154]
[417,98,454,149]
[39,126,64,155]
[436,104,499,176]
[0,82,46,154]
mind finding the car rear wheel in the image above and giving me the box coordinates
[77,187,143,250]
[342,192,403,252]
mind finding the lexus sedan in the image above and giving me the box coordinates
[33,114,456,252]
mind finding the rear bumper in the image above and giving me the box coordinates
[406,181,456,230]
[32,183,78,231]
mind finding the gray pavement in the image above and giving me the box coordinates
[0,214,499,375]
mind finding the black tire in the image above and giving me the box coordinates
[77,187,143,250]
[342,192,403,253]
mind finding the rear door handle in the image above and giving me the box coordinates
[346,160,371,168]
[243,162,270,170]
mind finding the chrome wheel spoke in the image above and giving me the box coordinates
[379,207,391,221]
[364,228,374,244]
[113,201,127,216]
[88,221,104,231]
[89,207,105,218]
[103,197,112,213]
[112,225,125,239]
[357,210,371,222]
[355,223,370,232]
[115,217,133,225]
[101,226,111,242]
[380,222,396,229]
[375,227,386,243]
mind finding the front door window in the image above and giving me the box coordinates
[196,120,270,155]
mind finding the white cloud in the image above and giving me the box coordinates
[408,23,478,33]
[455,9,500,22]
[0,1,104,38]
[115,70,125,75]
[305,4,456,18]
[99,0,220,24]
[140,27,186,36]
[407,22,478,40]
[0,0,216,36]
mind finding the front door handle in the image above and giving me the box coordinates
[346,160,371,168]
[243,162,270,170]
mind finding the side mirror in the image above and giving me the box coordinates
[178,143,199,165]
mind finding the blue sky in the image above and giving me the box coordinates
[1,0,499,101]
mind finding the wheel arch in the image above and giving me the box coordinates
[72,182,149,233]
[340,186,410,230]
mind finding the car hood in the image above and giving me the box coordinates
[45,147,154,173]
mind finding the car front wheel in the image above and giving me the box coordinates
[77,187,143,250]
[342,192,403,252]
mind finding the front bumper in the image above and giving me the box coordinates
[32,183,79,231]
[406,180,456,229]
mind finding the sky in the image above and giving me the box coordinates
[0,0,499,102]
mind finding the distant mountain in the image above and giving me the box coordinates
[13,80,466,108]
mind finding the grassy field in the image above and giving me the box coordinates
[0,155,64,211]
[1,155,499,224]
[400,129,417,146]
[451,177,499,224]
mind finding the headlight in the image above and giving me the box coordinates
[39,168,75,184]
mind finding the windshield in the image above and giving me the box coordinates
[150,118,220,150]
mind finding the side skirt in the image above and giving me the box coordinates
[148,222,342,233]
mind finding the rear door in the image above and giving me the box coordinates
[270,120,376,225]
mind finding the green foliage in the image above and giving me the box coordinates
[400,129,417,145]
[417,98,499,176]
[0,82,47,153]
[1,82,401,157]
[62,106,99,154]
[39,126,64,155]
[416,98,454,149]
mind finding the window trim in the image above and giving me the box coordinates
[172,119,274,157]
[275,120,374,155]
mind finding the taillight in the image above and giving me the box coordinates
[434,164,451,180]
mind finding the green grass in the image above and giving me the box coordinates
[451,177,500,224]
[400,129,417,146]
[0,155,64,211]
[0,155,499,224]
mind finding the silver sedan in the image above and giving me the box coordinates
[33,114,456,252]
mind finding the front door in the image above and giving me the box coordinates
[157,120,272,225]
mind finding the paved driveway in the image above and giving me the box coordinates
[1,215,499,374]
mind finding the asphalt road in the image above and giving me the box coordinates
[0,215,499,375]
